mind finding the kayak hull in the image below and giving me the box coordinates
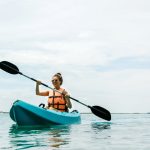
[9,100,81,126]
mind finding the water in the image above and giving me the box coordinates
[0,113,150,150]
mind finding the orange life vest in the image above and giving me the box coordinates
[48,88,67,112]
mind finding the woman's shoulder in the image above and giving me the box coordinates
[61,87,70,94]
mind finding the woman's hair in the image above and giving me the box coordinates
[53,73,63,85]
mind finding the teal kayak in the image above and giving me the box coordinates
[9,100,81,126]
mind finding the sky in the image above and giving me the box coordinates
[0,0,150,113]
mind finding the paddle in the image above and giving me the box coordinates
[0,61,111,121]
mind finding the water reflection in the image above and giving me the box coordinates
[9,124,71,149]
[91,122,111,132]
[90,122,111,141]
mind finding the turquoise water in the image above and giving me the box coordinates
[0,113,150,150]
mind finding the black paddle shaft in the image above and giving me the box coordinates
[0,61,52,89]
[0,61,111,121]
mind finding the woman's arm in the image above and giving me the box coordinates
[36,81,49,96]
[65,96,72,109]
[63,90,72,109]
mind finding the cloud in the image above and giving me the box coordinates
[1,0,150,113]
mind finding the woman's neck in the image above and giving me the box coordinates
[55,86,60,90]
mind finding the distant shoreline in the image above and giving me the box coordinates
[0,112,150,114]
[81,112,150,114]
[0,112,9,113]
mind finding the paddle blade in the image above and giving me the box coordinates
[91,106,111,121]
[0,61,19,74]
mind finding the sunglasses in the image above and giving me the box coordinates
[52,79,58,83]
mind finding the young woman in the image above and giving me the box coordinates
[36,73,72,112]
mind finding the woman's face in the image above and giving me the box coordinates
[51,76,61,87]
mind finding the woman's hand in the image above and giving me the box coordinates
[65,93,70,99]
[62,90,72,109]
[36,80,42,85]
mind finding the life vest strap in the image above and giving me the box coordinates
[48,96,62,98]
[48,103,66,106]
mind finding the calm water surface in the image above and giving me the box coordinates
[0,113,150,150]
